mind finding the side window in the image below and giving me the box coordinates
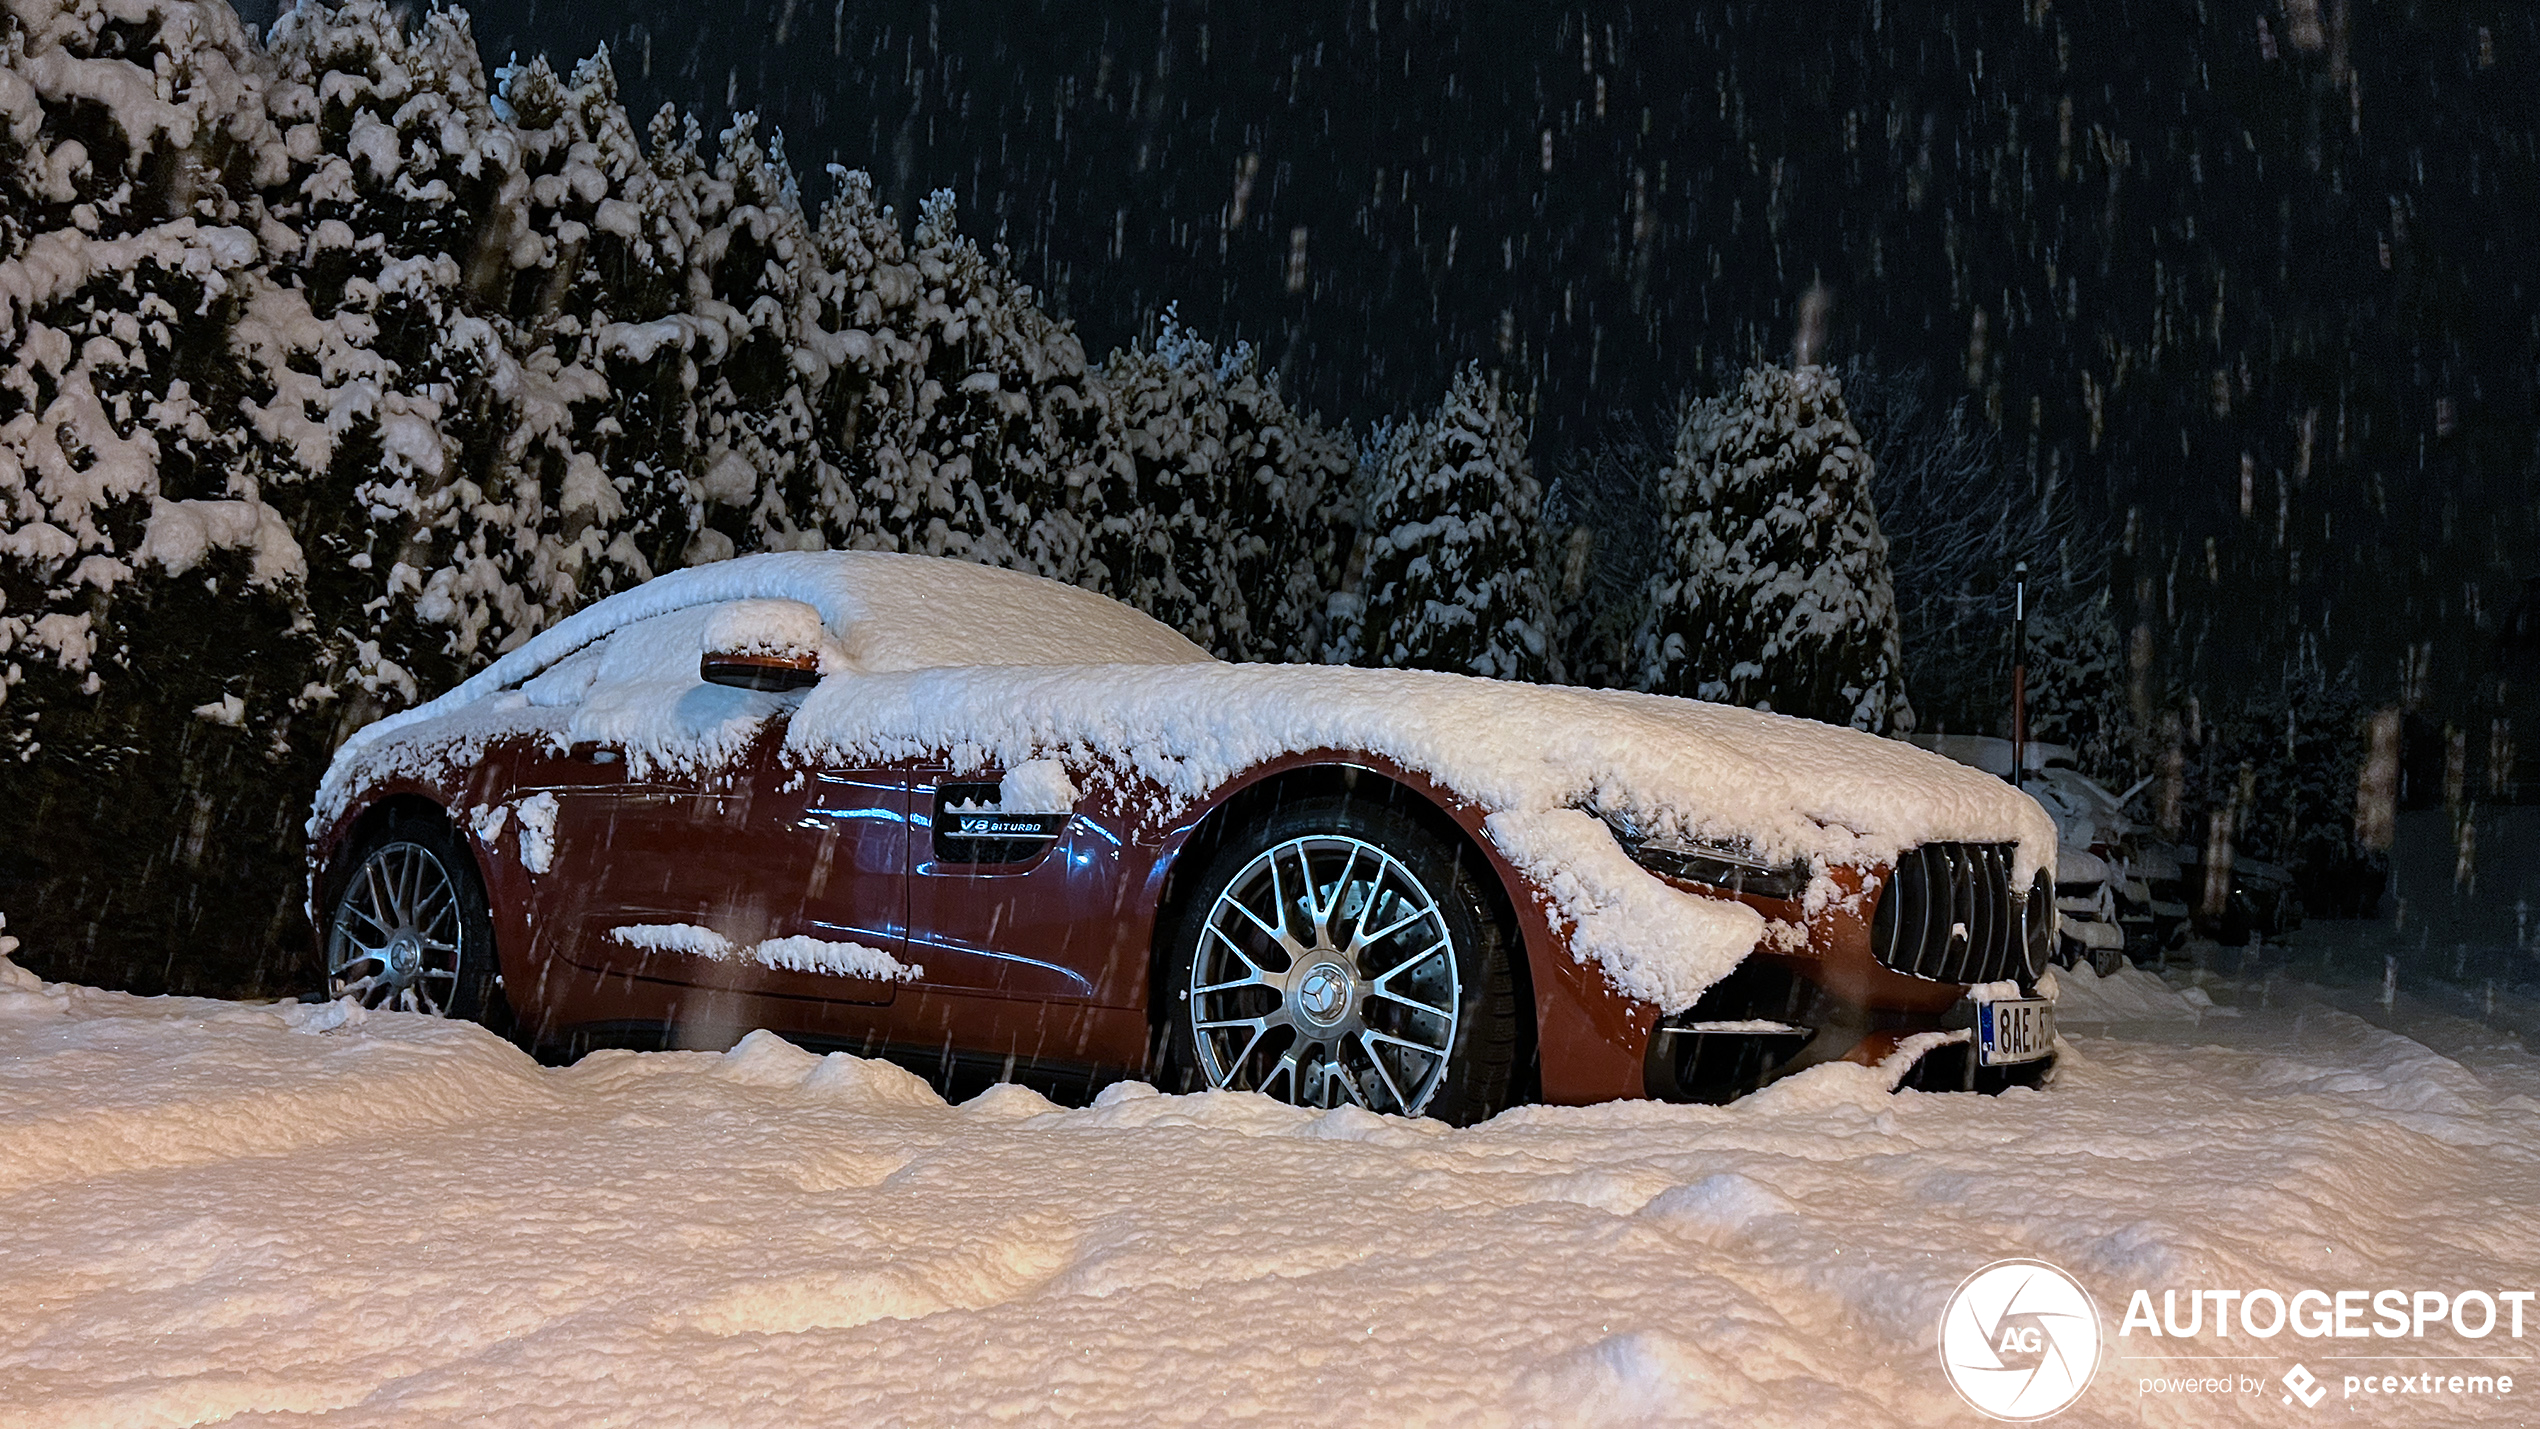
[518,641,606,707]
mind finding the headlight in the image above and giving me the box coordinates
[1618,830,1812,901]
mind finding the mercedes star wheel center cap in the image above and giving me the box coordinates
[389,937,420,975]
[1296,963,1352,1027]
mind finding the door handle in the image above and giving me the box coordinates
[567,742,622,764]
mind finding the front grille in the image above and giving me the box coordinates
[1870,842,2043,985]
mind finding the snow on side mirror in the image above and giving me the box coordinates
[699,598,826,692]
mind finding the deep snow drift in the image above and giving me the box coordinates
[3,949,2536,1427]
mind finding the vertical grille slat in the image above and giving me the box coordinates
[1971,845,2000,979]
[1926,846,1954,982]
[1871,841,2029,986]
[1988,846,2016,970]
[1951,846,1979,983]
[1941,846,1970,983]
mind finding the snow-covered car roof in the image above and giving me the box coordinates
[315,553,2058,1011]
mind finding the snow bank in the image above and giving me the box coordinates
[2054,962,2211,1022]
[0,957,549,1202]
[4,953,2530,1426]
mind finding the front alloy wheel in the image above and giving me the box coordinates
[1168,796,1515,1123]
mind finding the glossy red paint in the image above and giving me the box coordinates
[310,718,1988,1106]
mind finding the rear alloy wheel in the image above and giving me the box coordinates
[1165,796,1515,1124]
[325,814,499,1021]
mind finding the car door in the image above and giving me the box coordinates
[507,606,912,1030]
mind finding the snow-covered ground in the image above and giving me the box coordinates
[4,940,2537,1427]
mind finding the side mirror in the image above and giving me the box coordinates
[699,598,826,692]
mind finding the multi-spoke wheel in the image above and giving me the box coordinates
[324,812,498,1021]
[1164,794,1516,1124]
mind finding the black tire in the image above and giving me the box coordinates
[1161,793,1517,1125]
[322,807,503,1024]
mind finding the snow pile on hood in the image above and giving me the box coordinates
[317,553,2055,1012]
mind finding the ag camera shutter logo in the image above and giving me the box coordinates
[1939,1258,2105,1421]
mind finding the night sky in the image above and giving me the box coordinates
[308,0,2537,718]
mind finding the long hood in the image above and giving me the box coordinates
[781,661,2058,884]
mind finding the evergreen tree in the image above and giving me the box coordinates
[1083,313,1252,654]
[1636,364,1911,732]
[1354,363,1555,682]
[2025,585,2132,778]
[487,50,696,603]
[857,187,1097,579]
[261,0,530,709]
[679,112,823,561]
[0,3,1362,996]
[1212,344,1353,663]
[1083,307,1349,660]
[0,0,312,991]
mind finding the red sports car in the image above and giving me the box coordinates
[310,552,2060,1121]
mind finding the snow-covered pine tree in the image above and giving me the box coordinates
[1209,340,1352,663]
[258,0,537,714]
[1082,311,1248,652]
[0,0,315,991]
[677,112,824,562]
[1079,307,1349,660]
[483,50,696,605]
[855,187,1094,577]
[1636,364,1911,732]
[1354,362,1555,682]
[2025,584,2131,778]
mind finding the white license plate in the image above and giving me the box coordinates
[1977,998,2056,1066]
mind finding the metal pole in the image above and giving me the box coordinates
[2012,560,2029,790]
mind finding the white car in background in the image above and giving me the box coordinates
[1909,736,2138,975]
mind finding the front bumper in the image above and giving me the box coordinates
[1641,953,2057,1102]
[1638,846,2057,1104]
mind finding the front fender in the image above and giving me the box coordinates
[1133,749,1664,1105]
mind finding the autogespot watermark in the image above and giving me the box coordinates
[2120,1286,2528,1411]
[1940,1263,2537,1420]
[1940,1259,2105,1421]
